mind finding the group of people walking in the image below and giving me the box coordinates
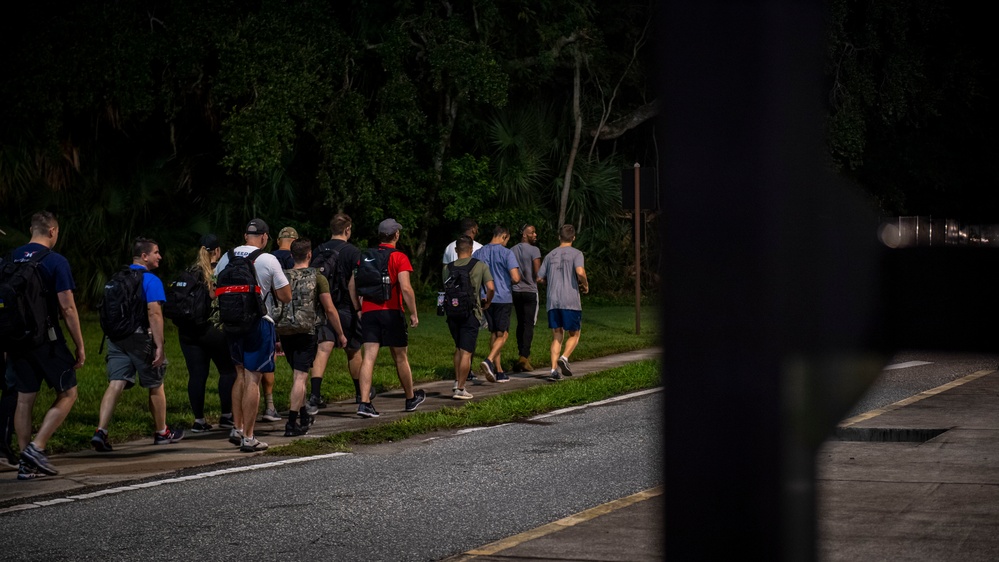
[0,211,587,481]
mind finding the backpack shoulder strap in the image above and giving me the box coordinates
[247,248,266,262]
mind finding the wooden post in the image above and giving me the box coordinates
[634,162,641,335]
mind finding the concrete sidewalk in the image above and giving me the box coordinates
[818,367,999,560]
[0,347,660,508]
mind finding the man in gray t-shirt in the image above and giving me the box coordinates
[511,224,542,372]
[537,224,588,381]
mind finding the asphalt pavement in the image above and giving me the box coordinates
[0,347,664,561]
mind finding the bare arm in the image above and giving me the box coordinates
[274,284,292,304]
[483,280,496,309]
[575,266,589,294]
[319,292,348,348]
[509,267,521,285]
[148,301,165,367]
[398,270,419,327]
[531,257,541,281]
[57,290,85,368]
[348,276,361,312]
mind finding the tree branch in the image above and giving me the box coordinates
[589,99,662,140]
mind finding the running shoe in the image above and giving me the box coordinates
[481,359,497,382]
[495,372,510,383]
[21,443,57,475]
[91,429,113,452]
[262,408,282,422]
[357,402,380,418]
[547,369,563,382]
[452,388,474,400]
[191,421,213,433]
[218,415,235,430]
[284,422,309,437]
[306,395,322,416]
[405,389,427,412]
[153,426,185,445]
[17,461,44,480]
[228,428,244,446]
[240,437,268,452]
[558,356,573,377]
[355,387,377,404]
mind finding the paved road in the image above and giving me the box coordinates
[0,390,663,560]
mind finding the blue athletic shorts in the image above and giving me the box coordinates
[228,318,277,373]
[548,309,582,332]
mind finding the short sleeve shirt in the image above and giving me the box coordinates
[359,244,413,313]
[129,264,166,304]
[443,239,483,264]
[11,242,75,341]
[472,243,520,304]
[538,245,585,311]
[511,243,542,293]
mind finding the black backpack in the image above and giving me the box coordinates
[163,266,211,329]
[0,249,52,351]
[309,242,345,307]
[443,258,479,317]
[354,247,395,303]
[99,267,147,342]
[215,249,267,335]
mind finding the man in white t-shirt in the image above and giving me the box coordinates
[442,218,483,264]
[214,218,291,452]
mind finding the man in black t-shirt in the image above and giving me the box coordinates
[307,213,367,412]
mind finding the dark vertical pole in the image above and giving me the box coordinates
[660,1,882,560]
[634,162,641,335]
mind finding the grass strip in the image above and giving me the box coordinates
[267,359,661,456]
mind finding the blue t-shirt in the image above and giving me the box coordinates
[130,264,166,303]
[272,249,294,270]
[472,243,521,304]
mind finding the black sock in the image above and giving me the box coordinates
[310,377,322,398]
[352,378,361,395]
[288,411,298,425]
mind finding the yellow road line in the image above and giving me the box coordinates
[839,369,995,428]
[451,486,663,560]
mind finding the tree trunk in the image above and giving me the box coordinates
[559,47,583,228]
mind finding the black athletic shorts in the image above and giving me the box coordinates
[484,302,513,333]
[5,341,78,394]
[280,332,319,373]
[318,308,362,350]
[360,309,409,348]
[447,313,480,353]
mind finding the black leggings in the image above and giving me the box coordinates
[178,326,237,419]
[512,291,540,358]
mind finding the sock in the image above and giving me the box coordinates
[266,394,275,409]
[352,378,361,394]
[289,411,298,425]
[310,377,323,398]
[195,418,206,425]
[158,429,169,436]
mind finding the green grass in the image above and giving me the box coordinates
[19,302,659,453]
[268,359,661,456]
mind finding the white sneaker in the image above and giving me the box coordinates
[240,437,268,452]
[452,388,474,400]
[228,428,244,446]
[262,408,281,422]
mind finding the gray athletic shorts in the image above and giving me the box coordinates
[105,334,166,389]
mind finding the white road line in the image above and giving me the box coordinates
[0,452,350,516]
[530,387,663,421]
[883,360,933,370]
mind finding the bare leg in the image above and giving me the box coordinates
[389,346,414,399]
[454,349,472,389]
[242,370,263,438]
[562,330,582,360]
[358,342,380,403]
[148,385,167,433]
[487,331,510,372]
[290,369,308,411]
[31,387,77,450]
[231,365,246,430]
[96,380,129,431]
[550,328,565,370]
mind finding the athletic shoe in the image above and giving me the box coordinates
[357,402,380,418]
[547,369,563,382]
[91,429,113,452]
[0,440,18,467]
[558,356,573,377]
[495,372,510,383]
[284,422,309,437]
[21,443,57,476]
[452,388,474,400]
[481,359,497,382]
[262,408,282,422]
[240,437,268,452]
[300,411,313,429]
[306,395,322,416]
[405,389,427,412]
[228,428,244,446]
[467,371,479,383]
[153,426,185,445]
[191,421,213,433]
[17,461,45,481]
[217,416,235,430]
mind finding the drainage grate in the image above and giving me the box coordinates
[832,427,949,443]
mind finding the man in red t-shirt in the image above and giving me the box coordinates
[348,218,426,417]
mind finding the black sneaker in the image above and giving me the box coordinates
[284,422,309,437]
[218,415,235,430]
[17,461,44,481]
[558,356,573,377]
[191,421,213,433]
[153,426,185,445]
[547,369,563,382]
[299,411,313,429]
[21,443,58,476]
[495,372,510,383]
[357,402,380,418]
[306,395,322,415]
[355,387,377,404]
[481,359,497,382]
[405,389,426,412]
[91,429,113,452]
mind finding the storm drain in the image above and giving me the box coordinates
[832,427,950,443]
